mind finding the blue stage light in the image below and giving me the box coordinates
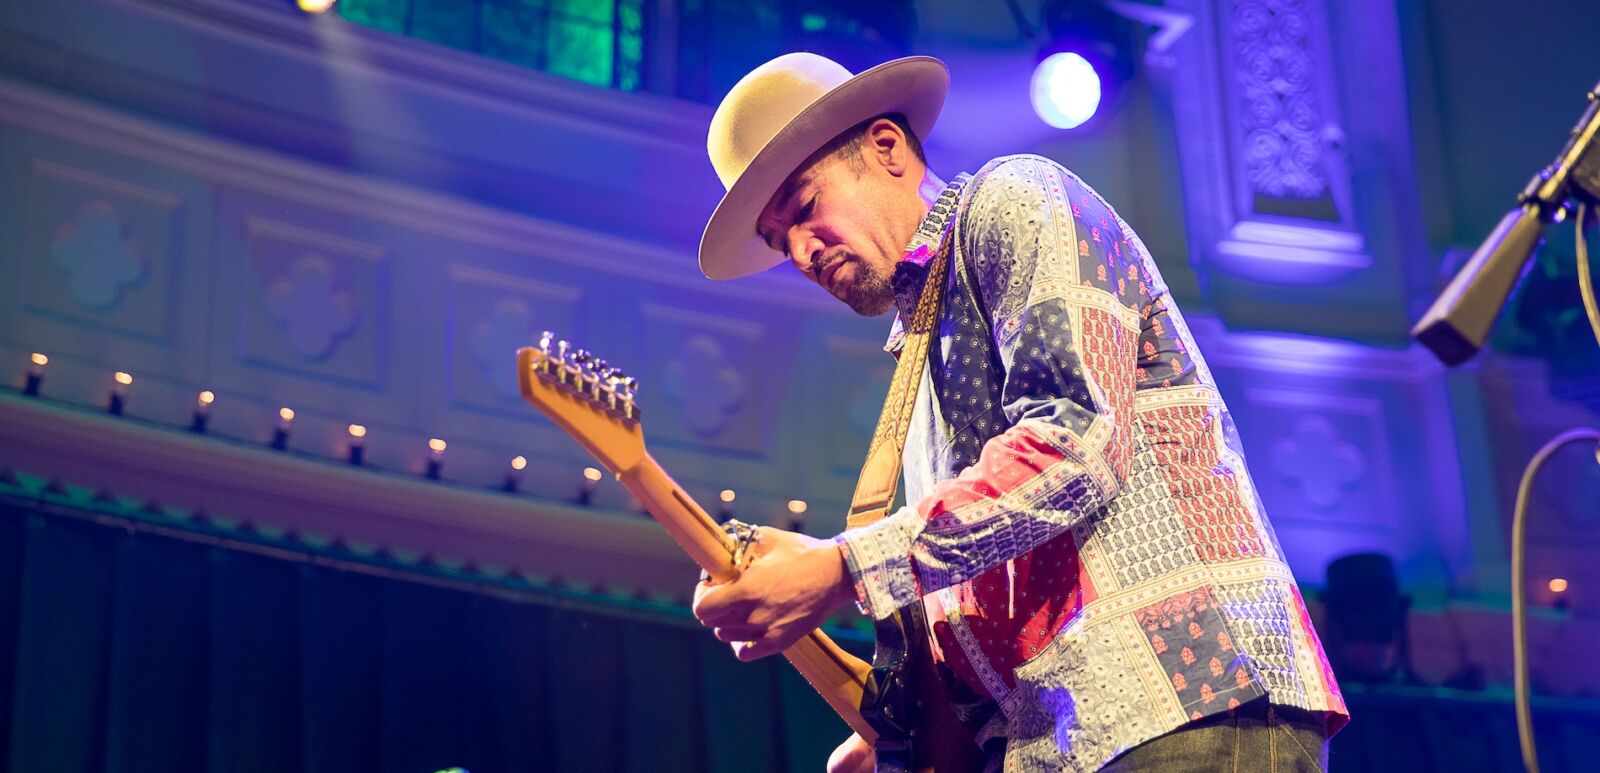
[1029,1,1136,131]
[1031,52,1104,130]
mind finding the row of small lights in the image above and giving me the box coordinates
[20,353,812,522]
[29,354,475,481]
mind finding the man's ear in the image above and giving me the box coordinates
[864,118,912,178]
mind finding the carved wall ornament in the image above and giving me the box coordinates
[470,299,537,398]
[264,254,358,360]
[1233,0,1331,200]
[50,199,146,310]
[662,335,745,437]
[1269,414,1366,510]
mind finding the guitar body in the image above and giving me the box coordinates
[865,607,990,773]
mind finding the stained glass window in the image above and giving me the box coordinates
[334,0,647,92]
[300,0,913,104]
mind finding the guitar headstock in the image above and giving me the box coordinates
[517,332,646,472]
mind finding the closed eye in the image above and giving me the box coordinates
[758,192,816,258]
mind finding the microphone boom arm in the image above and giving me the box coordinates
[1413,80,1600,366]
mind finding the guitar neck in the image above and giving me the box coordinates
[615,454,877,742]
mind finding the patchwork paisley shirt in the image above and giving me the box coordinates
[835,155,1348,771]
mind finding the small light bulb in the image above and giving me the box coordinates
[25,353,48,395]
[583,467,603,482]
[787,499,808,514]
[511,455,528,471]
[720,489,736,503]
[189,390,216,432]
[279,407,296,422]
[297,0,337,13]
[107,372,133,415]
[348,424,367,439]
[423,439,447,479]
[1550,578,1569,593]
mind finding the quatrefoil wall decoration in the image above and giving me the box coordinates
[50,199,145,310]
[470,299,537,398]
[265,255,358,360]
[662,335,745,437]
[1270,415,1367,511]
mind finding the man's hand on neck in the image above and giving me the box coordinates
[690,527,857,662]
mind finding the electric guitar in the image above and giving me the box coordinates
[515,336,877,742]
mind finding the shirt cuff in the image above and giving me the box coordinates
[833,505,924,620]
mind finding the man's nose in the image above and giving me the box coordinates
[786,231,822,278]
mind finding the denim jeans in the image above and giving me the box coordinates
[1098,699,1331,772]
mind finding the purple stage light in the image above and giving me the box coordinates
[1031,52,1103,130]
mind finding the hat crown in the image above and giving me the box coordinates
[708,53,854,190]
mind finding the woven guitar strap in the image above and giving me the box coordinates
[846,178,965,530]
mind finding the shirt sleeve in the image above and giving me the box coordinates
[836,156,1142,619]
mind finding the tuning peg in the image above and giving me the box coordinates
[553,340,572,384]
[538,331,555,352]
[597,368,621,410]
[621,377,641,420]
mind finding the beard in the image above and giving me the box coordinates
[833,256,896,317]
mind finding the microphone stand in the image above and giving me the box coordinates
[1413,80,1600,365]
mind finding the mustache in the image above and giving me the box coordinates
[808,249,854,280]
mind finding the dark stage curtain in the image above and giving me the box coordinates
[0,498,842,773]
[6,495,1600,772]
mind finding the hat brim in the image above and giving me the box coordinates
[698,56,949,281]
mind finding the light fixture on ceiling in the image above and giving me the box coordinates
[1028,1,1136,131]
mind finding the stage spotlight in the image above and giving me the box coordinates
[1031,1,1135,131]
[1032,52,1102,130]
[296,0,337,14]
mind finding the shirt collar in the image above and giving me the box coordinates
[884,173,972,353]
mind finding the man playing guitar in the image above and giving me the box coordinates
[690,53,1348,772]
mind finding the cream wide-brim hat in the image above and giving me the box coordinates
[698,53,949,280]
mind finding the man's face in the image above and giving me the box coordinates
[755,146,907,317]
